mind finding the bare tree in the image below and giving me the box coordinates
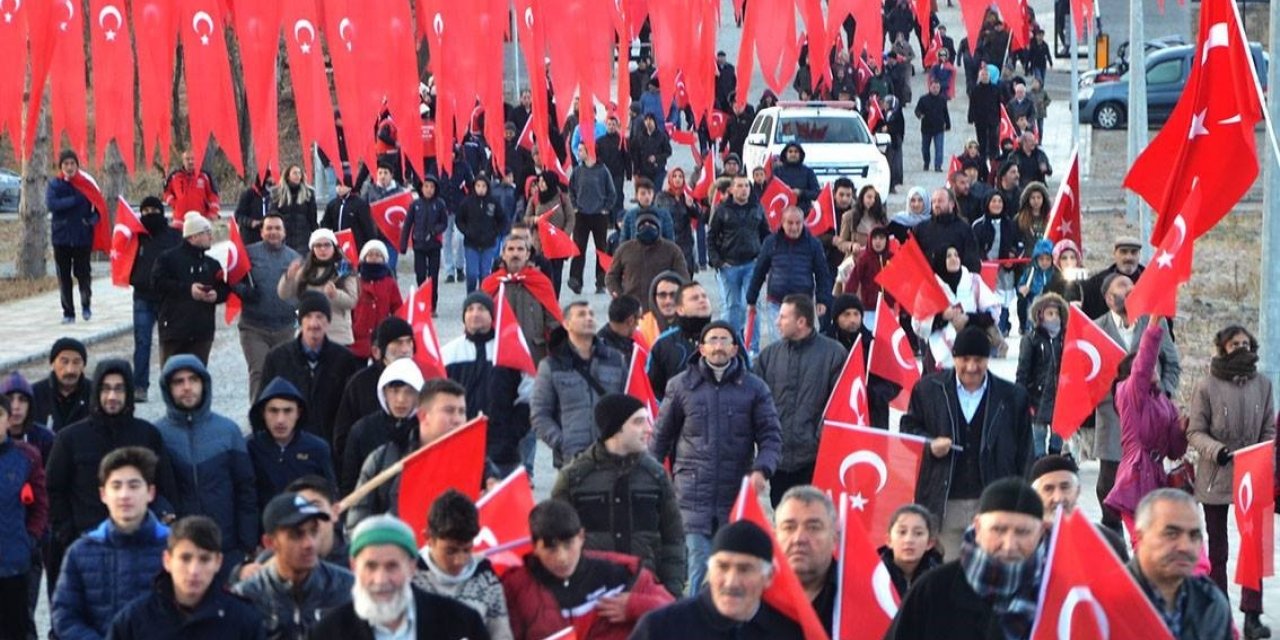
[18,92,52,279]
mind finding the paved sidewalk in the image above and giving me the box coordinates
[0,266,135,371]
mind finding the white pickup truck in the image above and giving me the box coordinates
[742,101,891,197]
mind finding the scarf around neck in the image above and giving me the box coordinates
[959,527,1043,640]
[1211,349,1258,383]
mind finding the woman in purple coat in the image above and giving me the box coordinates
[1104,320,1187,543]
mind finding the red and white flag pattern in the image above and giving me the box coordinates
[398,279,447,380]
[806,183,836,237]
[762,177,797,232]
[223,219,252,323]
[1044,147,1082,251]
[1233,440,1275,590]
[398,416,487,546]
[110,197,147,287]
[811,421,926,543]
[867,294,920,409]
[370,191,413,246]
[495,284,537,375]
[834,496,900,639]
[1050,305,1127,439]
[1127,188,1200,318]
[823,337,869,426]
[625,343,660,422]
[335,228,359,266]
[474,467,535,575]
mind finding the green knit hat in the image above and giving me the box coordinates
[349,514,419,560]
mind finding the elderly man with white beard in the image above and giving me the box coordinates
[310,515,489,639]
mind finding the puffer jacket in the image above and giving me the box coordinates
[530,334,627,467]
[747,227,834,308]
[153,355,258,555]
[232,559,354,640]
[245,377,336,512]
[651,358,783,536]
[1188,359,1276,505]
[0,438,46,578]
[108,573,265,640]
[753,331,848,472]
[1015,293,1068,420]
[708,198,769,268]
[551,442,687,596]
[772,143,820,210]
[399,178,449,252]
[46,175,99,247]
[877,545,944,598]
[52,513,169,640]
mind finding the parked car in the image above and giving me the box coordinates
[1078,35,1188,88]
[0,169,19,212]
[1077,42,1268,129]
[742,101,892,197]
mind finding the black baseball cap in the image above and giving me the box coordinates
[263,492,330,532]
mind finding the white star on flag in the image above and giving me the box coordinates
[105,29,116,40]
[300,42,311,54]
[1189,110,1210,139]
[849,492,869,511]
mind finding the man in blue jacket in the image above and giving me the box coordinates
[46,150,99,324]
[747,207,834,344]
[52,446,169,640]
[772,143,820,211]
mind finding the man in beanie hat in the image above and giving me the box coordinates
[47,149,98,324]
[332,316,416,465]
[262,290,363,449]
[311,514,489,639]
[441,291,497,420]
[150,213,230,364]
[31,337,91,432]
[552,394,687,596]
[630,520,805,639]
[887,478,1046,639]
[130,195,182,402]
[901,325,1032,560]
[500,499,674,639]
[234,210,302,400]
[1028,454,1128,561]
[824,294,901,429]
[652,320,782,590]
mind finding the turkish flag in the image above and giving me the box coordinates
[595,249,613,273]
[370,191,413,247]
[89,0,136,173]
[691,153,715,201]
[806,183,836,236]
[234,2,283,181]
[538,211,580,259]
[625,343,660,422]
[516,116,535,152]
[335,228,359,266]
[223,219,253,323]
[874,235,952,319]
[959,0,989,55]
[812,421,926,542]
[948,154,963,178]
[850,0,883,67]
[25,0,59,161]
[730,476,832,640]
[868,294,921,404]
[67,171,111,253]
[398,416,488,546]
[1125,0,1263,244]
[666,123,697,148]
[181,0,244,175]
[923,30,944,67]
[1045,148,1082,251]
[0,0,26,152]
[823,337,870,426]
[382,1,425,180]
[1071,0,1094,44]
[997,0,1031,51]
[1050,305,1127,439]
[1233,440,1275,590]
[762,177,797,232]
[834,499,899,640]
[135,0,177,168]
[998,104,1018,148]
[707,109,729,141]
[324,0,379,175]
[282,0,340,179]
[1127,190,1199,318]
[45,0,89,163]
[110,198,147,287]
[866,98,884,132]
[474,467,535,575]
[854,56,873,95]
[495,284,538,375]
[1031,509,1173,640]
[398,279,447,380]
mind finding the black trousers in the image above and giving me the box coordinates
[770,464,816,507]
[569,214,610,288]
[0,574,30,640]
[975,122,999,161]
[1096,459,1123,534]
[161,338,214,367]
[413,247,442,309]
[54,244,92,319]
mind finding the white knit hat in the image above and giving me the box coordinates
[182,215,212,238]
[360,239,389,262]
[308,228,338,249]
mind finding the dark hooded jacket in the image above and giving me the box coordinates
[246,377,336,512]
[1015,293,1068,420]
[130,213,183,302]
[399,175,450,252]
[261,335,363,448]
[108,573,265,640]
[150,240,232,343]
[31,370,92,433]
[771,143,821,210]
[340,361,422,495]
[647,316,711,403]
[321,190,377,252]
[970,194,1024,262]
[44,359,179,545]
[914,211,982,272]
[456,177,509,249]
[1,372,54,460]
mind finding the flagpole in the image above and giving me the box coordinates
[1228,0,1280,167]
[1125,0,1151,259]
[1261,0,1280,393]
[1069,5,1081,148]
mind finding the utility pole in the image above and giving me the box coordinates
[1126,0,1152,258]
[1260,0,1280,390]
[1070,8,1081,148]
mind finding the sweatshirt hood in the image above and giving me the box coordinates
[377,358,425,415]
[0,371,34,401]
[159,355,213,421]
[249,377,308,433]
[90,358,136,419]
[780,142,806,165]
[646,270,687,317]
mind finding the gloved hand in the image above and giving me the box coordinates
[1216,448,1233,466]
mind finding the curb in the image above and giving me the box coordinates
[0,321,134,372]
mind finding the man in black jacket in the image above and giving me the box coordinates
[31,337,92,432]
[597,115,630,214]
[320,183,376,253]
[708,176,769,349]
[900,327,1032,560]
[1081,237,1146,320]
[647,282,714,402]
[914,187,982,271]
[967,66,1002,160]
[130,197,182,402]
[915,80,951,172]
[332,317,416,465]
[150,215,230,365]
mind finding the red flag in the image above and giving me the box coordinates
[762,177,797,232]
[866,97,884,132]
[234,2,283,181]
[743,306,757,351]
[25,0,59,161]
[1070,0,1094,44]
[1050,306,1127,439]
[0,0,26,151]
[45,0,89,163]
[67,171,110,253]
[867,295,921,401]
[1127,191,1199,318]
[707,109,729,141]
[381,1,426,180]
[595,249,613,273]
[806,183,836,236]
[282,0,340,179]
[874,235,952,319]
[998,104,1018,148]
[730,477,831,640]
[1031,509,1173,640]
[398,417,488,546]
[1044,148,1082,251]
[823,337,869,426]
[850,0,883,68]
[854,56,873,95]
[666,123,697,148]
[474,467,535,575]
[979,261,1000,290]
[922,30,943,67]
[324,0,379,175]
[335,228,359,266]
[812,422,926,542]
[495,284,537,375]
[1233,440,1275,590]
[370,191,413,246]
[1124,0,1263,244]
[625,343,660,421]
[948,154,962,178]
[959,0,989,55]
[996,0,1031,51]
[692,153,715,201]
[89,0,136,172]
[223,219,252,323]
[110,198,146,287]
[834,498,900,639]
[398,280,447,379]
[537,213,580,260]
[181,0,244,175]
[516,116,535,151]
[135,0,178,168]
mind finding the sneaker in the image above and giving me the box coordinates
[568,278,583,295]
[595,285,607,295]
[134,388,148,403]
[923,162,930,171]
[61,316,75,324]
[82,308,92,321]
[1245,614,1272,640]
[444,273,456,283]
[454,268,466,281]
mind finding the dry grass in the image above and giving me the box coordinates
[0,275,58,302]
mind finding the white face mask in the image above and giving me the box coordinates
[1042,318,1061,337]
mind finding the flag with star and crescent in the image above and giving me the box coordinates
[811,421,926,546]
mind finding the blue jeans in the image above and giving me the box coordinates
[464,245,497,292]
[717,262,755,349]
[922,131,946,170]
[686,533,712,595]
[756,299,782,351]
[443,215,465,273]
[519,430,537,478]
[1032,422,1064,458]
[132,298,159,391]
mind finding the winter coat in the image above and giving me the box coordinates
[246,377,336,512]
[654,190,698,259]
[773,143,821,210]
[1010,145,1053,188]
[331,363,384,465]
[651,358,783,535]
[153,355,258,555]
[32,372,92,433]
[1093,315,1180,462]
[442,331,497,421]
[235,185,270,246]
[530,336,626,467]
[967,82,1001,126]
[320,192,377,251]
[1188,359,1276,506]
[877,545,945,598]
[487,365,535,469]
[885,561,1004,640]
[52,513,169,640]
[501,551,673,640]
[630,590,804,640]
[524,192,576,253]
[606,239,689,312]
[237,241,301,332]
[231,560,354,640]
[1105,324,1188,515]
[457,194,507,249]
[1015,293,1068,420]
[489,267,563,363]
[1082,263,1146,320]
[708,198,769,267]
[339,360,423,494]
[914,92,951,134]
[261,337,364,446]
[130,215,183,302]
[619,205,676,242]
[273,185,319,255]
[596,132,630,187]
[915,213,982,271]
[0,438,46,578]
[552,442,687,596]
[848,247,891,309]
[1128,560,1232,640]
[276,264,359,345]
[107,573,265,640]
[309,585,488,640]
[747,228,834,308]
[413,555,511,640]
[754,331,848,472]
[47,176,99,247]
[399,187,449,253]
[646,320,706,403]
[629,128,672,181]
[569,162,617,216]
[151,241,232,343]
[899,370,1033,520]
[163,169,220,223]
[971,212,1024,263]
[350,266,403,359]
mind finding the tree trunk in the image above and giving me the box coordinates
[18,92,52,279]
[103,140,127,224]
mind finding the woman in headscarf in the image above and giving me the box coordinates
[885,186,931,243]
[523,171,576,296]
[922,244,1003,370]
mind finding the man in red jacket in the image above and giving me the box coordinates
[501,499,673,640]
[163,149,220,226]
